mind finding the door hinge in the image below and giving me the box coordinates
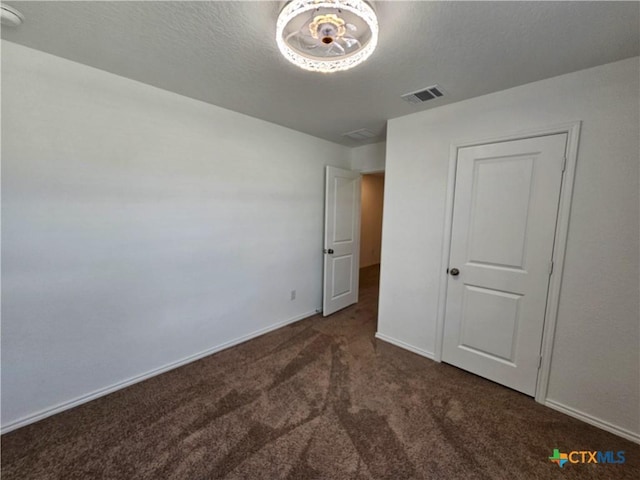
[561,156,567,172]
[548,261,554,275]
[538,356,543,369]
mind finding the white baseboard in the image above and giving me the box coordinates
[545,399,640,444]
[1,310,318,434]
[373,336,639,444]
[374,332,435,360]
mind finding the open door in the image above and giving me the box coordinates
[323,166,361,316]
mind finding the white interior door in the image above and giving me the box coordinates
[443,134,567,396]
[323,166,361,316]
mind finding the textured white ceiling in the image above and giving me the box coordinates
[2,1,639,146]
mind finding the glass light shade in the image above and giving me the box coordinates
[276,0,378,73]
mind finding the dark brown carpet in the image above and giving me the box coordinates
[2,265,638,479]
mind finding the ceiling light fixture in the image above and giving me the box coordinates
[1,3,24,27]
[276,0,378,73]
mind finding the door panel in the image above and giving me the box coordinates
[334,176,356,242]
[459,285,522,363]
[323,166,361,316]
[467,156,534,268]
[443,134,567,396]
[332,255,353,298]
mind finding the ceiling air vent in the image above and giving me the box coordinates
[342,128,377,141]
[401,85,445,104]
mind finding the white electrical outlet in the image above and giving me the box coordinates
[290,290,296,301]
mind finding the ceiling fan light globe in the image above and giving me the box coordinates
[276,0,378,73]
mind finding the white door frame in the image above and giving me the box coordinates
[434,121,581,404]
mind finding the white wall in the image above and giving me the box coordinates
[379,57,639,439]
[350,142,386,173]
[1,41,351,430]
[360,174,385,268]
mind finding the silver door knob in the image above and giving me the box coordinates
[449,268,460,276]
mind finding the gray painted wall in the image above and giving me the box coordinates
[1,41,351,429]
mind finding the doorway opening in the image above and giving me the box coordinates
[359,172,385,315]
